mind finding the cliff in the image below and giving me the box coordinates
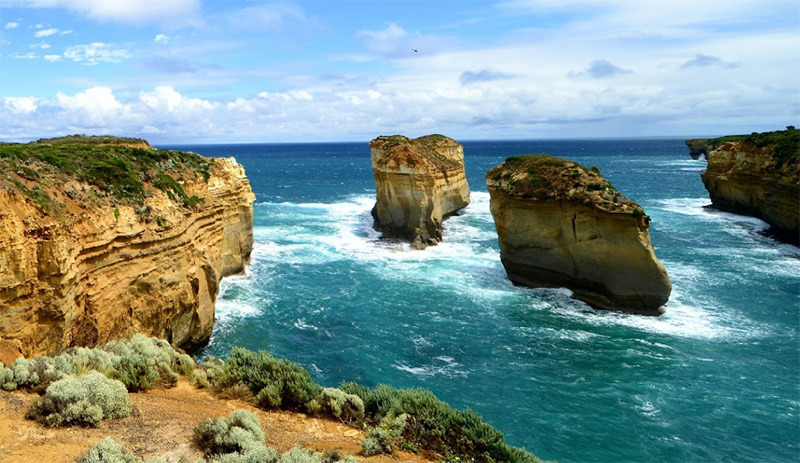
[370,135,470,249]
[0,136,255,358]
[486,155,671,315]
[695,129,799,245]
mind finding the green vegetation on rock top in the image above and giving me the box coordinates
[488,154,646,218]
[0,134,211,208]
[706,127,799,167]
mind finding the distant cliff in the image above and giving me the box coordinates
[370,135,470,249]
[487,155,671,315]
[0,136,255,358]
[693,128,799,245]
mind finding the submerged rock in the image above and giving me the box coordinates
[0,136,255,357]
[486,155,671,315]
[694,128,799,245]
[370,134,470,249]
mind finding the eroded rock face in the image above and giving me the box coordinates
[370,135,470,249]
[696,130,799,245]
[486,155,671,315]
[0,141,255,357]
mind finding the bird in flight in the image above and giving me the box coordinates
[412,49,418,53]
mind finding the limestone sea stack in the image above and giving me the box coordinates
[694,128,799,245]
[370,134,470,249]
[0,136,255,358]
[486,155,671,315]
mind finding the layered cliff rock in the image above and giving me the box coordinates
[0,136,255,358]
[370,135,470,249]
[694,129,799,245]
[487,155,671,315]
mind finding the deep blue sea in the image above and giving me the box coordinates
[163,139,799,463]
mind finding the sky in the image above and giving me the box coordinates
[0,0,798,143]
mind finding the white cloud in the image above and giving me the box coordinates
[4,22,19,30]
[154,34,169,44]
[12,52,38,59]
[34,27,58,37]
[64,42,131,65]
[11,0,201,28]
[43,54,61,62]
[5,97,39,114]
[31,41,51,49]
[357,23,426,59]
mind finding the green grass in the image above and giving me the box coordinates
[0,135,212,206]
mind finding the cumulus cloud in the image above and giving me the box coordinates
[43,54,61,62]
[460,70,515,86]
[681,53,738,69]
[34,27,58,37]
[154,34,169,44]
[4,22,19,30]
[64,42,131,65]
[11,0,201,28]
[570,59,633,78]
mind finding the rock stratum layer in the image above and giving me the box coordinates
[370,135,470,249]
[694,129,799,245]
[487,155,671,315]
[0,136,255,358]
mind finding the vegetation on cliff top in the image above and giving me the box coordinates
[487,154,647,218]
[371,134,463,172]
[1,335,544,463]
[0,134,210,212]
[704,127,799,168]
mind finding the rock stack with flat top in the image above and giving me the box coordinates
[486,154,671,315]
[370,134,470,249]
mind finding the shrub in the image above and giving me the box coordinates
[361,414,407,456]
[341,382,543,463]
[113,356,158,392]
[76,437,136,463]
[26,371,132,427]
[215,348,322,413]
[314,388,364,425]
[194,409,269,456]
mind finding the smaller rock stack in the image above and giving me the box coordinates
[370,135,470,249]
[486,155,671,315]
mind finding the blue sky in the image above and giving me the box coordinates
[1,0,798,143]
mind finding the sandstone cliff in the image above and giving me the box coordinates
[370,135,470,249]
[486,155,671,315]
[0,136,255,358]
[685,138,732,160]
[695,129,799,245]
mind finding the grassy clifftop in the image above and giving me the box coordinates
[0,135,210,211]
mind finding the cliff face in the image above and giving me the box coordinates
[486,155,671,315]
[696,130,799,245]
[0,137,255,358]
[370,135,470,249]
[685,139,727,160]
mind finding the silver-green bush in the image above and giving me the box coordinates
[27,371,133,427]
[194,409,275,461]
[76,437,136,463]
[314,388,364,425]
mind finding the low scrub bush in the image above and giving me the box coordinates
[341,382,543,463]
[113,355,158,392]
[76,437,167,463]
[311,388,364,425]
[26,371,132,427]
[361,414,407,456]
[194,409,278,463]
[214,348,322,413]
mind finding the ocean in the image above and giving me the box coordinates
[163,139,799,463]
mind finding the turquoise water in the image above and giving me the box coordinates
[165,139,799,463]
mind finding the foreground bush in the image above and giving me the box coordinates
[0,334,195,394]
[27,371,132,427]
[341,383,542,463]
[76,437,166,463]
[214,348,322,413]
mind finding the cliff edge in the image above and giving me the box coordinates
[486,155,671,315]
[370,135,470,249]
[0,136,255,358]
[694,128,799,245]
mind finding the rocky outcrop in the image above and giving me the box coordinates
[696,129,799,245]
[685,138,729,160]
[487,155,671,315]
[0,137,255,357]
[370,135,470,249]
